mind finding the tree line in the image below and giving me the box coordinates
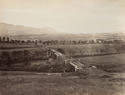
[0,37,124,45]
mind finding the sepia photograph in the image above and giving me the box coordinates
[0,0,125,95]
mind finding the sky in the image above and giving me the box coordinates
[0,0,125,34]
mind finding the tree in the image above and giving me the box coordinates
[21,40,25,44]
[3,37,5,42]
[35,40,38,45]
[10,40,14,43]
[1,51,12,66]
[57,48,65,54]
[0,37,1,42]
[24,50,31,65]
[39,40,42,43]
[7,37,9,42]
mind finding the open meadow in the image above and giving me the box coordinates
[79,53,125,72]
[0,71,125,95]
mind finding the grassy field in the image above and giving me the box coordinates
[0,54,125,95]
[79,54,125,72]
[0,71,125,95]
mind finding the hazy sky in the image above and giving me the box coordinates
[0,0,125,34]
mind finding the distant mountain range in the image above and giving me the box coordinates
[0,23,125,41]
[0,23,65,36]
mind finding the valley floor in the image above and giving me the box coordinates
[1,54,125,95]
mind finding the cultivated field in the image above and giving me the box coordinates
[0,54,125,95]
[0,43,35,49]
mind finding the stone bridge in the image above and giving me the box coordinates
[48,49,84,72]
